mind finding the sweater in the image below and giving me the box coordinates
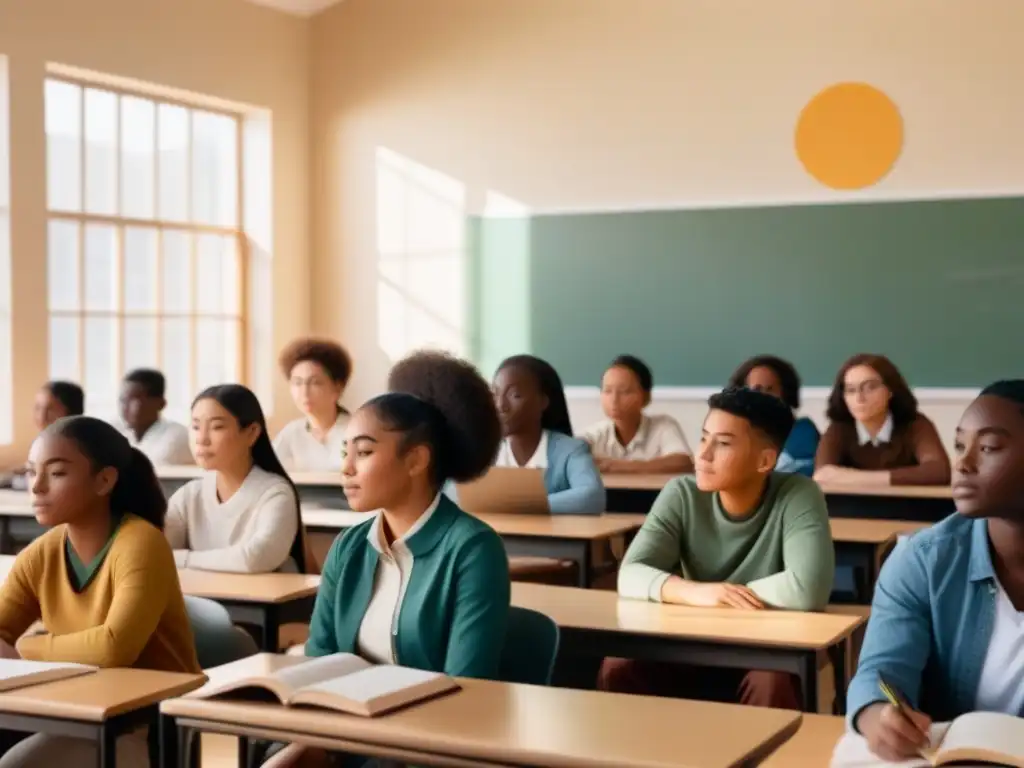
[165,465,300,573]
[618,473,834,611]
[305,495,510,679]
[775,417,820,477]
[493,430,606,515]
[0,515,200,672]
[815,414,951,486]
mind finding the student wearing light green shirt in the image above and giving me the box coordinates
[599,387,834,710]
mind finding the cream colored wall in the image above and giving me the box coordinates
[0,0,312,464]
[310,0,1024,449]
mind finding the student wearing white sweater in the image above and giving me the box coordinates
[166,384,306,574]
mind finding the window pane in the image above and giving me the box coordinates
[84,224,117,311]
[49,316,80,382]
[158,104,188,222]
[120,96,155,219]
[196,234,239,315]
[161,230,191,312]
[84,88,117,215]
[123,227,157,312]
[191,111,237,226]
[161,318,191,405]
[196,318,238,389]
[45,80,82,212]
[123,317,158,372]
[47,220,80,311]
[83,316,117,406]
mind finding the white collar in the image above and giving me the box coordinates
[856,412,894,446]
[365,492,442,556]
[620,414,651,450]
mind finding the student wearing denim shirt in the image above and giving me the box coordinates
[848,380,1024,761]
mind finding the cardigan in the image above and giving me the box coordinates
[0,515,200,672]
[305,494,511,679]
[847,514,1011,728]
[534,431,606,515]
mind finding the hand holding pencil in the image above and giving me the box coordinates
[855,676,933,762]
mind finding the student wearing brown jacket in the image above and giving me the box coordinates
[814,354,951,487]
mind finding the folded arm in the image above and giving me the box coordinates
[548,443,606,515]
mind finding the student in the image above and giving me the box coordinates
[0,416,200,767]
[582,355,693,475]
[119,368,192,466]
[728,355,820,476]
[271,352,510,767]
[598,387,834,709]
[32,380,84,432]
[492,355,606,515]
[166,384,305,573]
[273,338,352,471]
[847,380,1024,761]
[815,354,950,486]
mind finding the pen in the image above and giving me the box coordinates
[878,676,930,741]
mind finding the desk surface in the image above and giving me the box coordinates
[760,713,845,767]
[829,518,931,545]
[164,655,801,768]
[0,667,205,722]
[302,508,644,540]
[601,473,954,499]
[511,582,864,650]
[0,490,32,516]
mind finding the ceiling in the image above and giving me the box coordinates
[244,0,343,16]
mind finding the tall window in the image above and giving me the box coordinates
[45,78,244,423]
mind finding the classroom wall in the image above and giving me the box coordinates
[310,0,1024,451]
[0,0,312,464]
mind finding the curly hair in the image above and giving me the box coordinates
[278,338,353,386]
[826,353,918,426]
[708,386,795,449]
[496,355,573,436]
[607,355,654,393]
[373,351,502,486]
[728,355,802,411]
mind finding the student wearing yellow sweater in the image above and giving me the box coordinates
[0,416,200,767]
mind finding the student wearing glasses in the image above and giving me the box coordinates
[814,354,950,487]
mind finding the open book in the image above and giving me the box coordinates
[195,653,459,717]
[0,659,96,692]
[832,712,1024,767]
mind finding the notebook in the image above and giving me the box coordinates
[194,653,459,717]
[454,467,550,516]
[0,659,97,692]
[832,711,1024,767]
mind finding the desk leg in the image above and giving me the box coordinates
[0,517,11,555]
[579,542,592,588]
[238,736,251,768]
[829,641,848,716]
[97,724,116,768]
[262,606,281,653]
[798,652,818,714]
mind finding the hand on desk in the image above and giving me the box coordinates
[856,701,932,762]
[662,578,765,610]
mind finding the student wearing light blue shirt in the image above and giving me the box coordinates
[848,380,1024,762]
[492,355,606,515]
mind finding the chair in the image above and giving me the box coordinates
[500,606,560,685]
[184,596,259,669]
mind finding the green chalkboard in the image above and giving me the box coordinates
[467,197,1024,387]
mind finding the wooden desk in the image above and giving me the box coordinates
[829,519,931,603]
[760,713,845,767]
[302,509,643,588]
[0,557,319,653]
[0,667,204,768]
[156,467,350,509]
[160,655,802,768]
[511,582,865,714]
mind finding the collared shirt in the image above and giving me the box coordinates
[272,413,349,471]
[494,431,549,469]
[122,418,193,466]
[855,412,894,446]
[847,514,1015,727]
[583,414,691,461]
[356,494,442,664]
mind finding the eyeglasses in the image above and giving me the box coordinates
[843,379,885,397]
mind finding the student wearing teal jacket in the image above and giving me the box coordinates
[492,355,606,515]
[280,352,510,767]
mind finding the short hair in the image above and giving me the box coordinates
[980,380,1024,413]
[607,355,653,393]
[826,353,918,426]
[278,338,353,386]
[707,386,795,450]
[496,355,573,436]
[44,381,84,417]
[124,368,166,399]
[377,351,502,486]
[728,355,802,410]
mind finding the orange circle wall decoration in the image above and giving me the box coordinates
[795,82,903,190]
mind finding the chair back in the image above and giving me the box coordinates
[499,606,559,685]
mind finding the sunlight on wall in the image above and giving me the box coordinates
[374,147,467,362]
[0,58,11,444]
